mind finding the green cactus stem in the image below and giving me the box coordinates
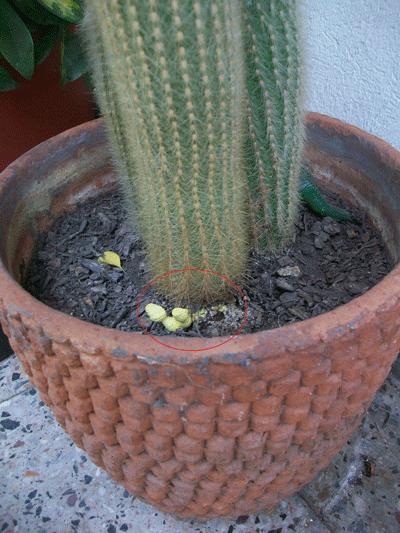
[300,171,353,221]
[244,0,304,251]
[83,0,248,303]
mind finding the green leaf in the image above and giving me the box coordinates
[60,26,87,84]
[37,0,83,23]
[0,1,34,79]
[13,0,62,26]
[34,26,58,65]
[0,65,19,91]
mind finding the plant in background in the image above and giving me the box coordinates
[0,0,87,91]
[83,0,304,304]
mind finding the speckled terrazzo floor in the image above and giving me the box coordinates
[1,354,399,533]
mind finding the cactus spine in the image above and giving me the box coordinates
[84,0,248,303]
[244,0,304,250]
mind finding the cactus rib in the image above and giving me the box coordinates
[244,0,304,250]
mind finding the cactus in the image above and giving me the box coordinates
[83,0,248,303]
[244,0,304,250]
[300,170,353,222]
[83,0,304,303]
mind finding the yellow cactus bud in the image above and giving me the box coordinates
[145,303,167,322]
[172,307,191,323]
[162,314,193,331]
[162,316,183,332]
[179,316,193,329]
[193,308,207,319]
[212,304,227,313]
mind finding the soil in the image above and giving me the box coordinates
[24,190,392,337]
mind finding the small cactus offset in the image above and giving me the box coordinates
[244,0,304,250]
[83,0,248,303]
[300,170,353,222]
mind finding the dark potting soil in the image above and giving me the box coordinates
[24,191,392,337]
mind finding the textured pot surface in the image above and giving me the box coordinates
[0,114,399,518]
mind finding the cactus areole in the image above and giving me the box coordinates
[83,0,303,304]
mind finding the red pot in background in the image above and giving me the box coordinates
[0,45,94,171]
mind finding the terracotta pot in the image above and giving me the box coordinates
[0,114,399,518]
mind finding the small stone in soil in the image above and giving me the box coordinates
[280,292,299,305]
[275,279,295,292]
[322,218,341,235]
[347,228,358,239]
[277,265,302,278]
[346,282,369,296]
[289,307,309,320]
[314,237,325,249]
[277,256,293,267]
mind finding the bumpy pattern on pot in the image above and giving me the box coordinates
[1,307,399,518]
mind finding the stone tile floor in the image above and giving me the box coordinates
[0,354,399,533]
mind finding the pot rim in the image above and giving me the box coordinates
[1,113,399,364]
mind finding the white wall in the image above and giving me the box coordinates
[301,0,400,149]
